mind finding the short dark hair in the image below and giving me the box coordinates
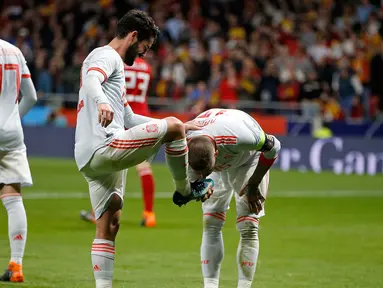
[188,137,215,172]
[116,9,160,42]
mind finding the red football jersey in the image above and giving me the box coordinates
[124,58,151,115]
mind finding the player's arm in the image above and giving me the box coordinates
[19,56,37,117]
[248,133,281,187]
[123,100,156,129]
[82,54,115,127]
[239,126,281,213]
[19,74,37,117]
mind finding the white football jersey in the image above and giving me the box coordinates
[75,46,125,170]
[0,39,32,151]
[187,109,266,174]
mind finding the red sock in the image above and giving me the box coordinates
[140,171,155,212]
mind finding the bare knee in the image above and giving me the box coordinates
[163,117,185,142]
[0,183,21,196]
[108,193,122,213]
[96,194,122,241]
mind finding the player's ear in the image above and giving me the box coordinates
[130,31,138,43]
[214,149,219,158]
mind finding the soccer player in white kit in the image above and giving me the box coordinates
[75,10,213,288]
[173,108,281,288]
[0,40,38,282]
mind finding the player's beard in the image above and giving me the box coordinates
[124,41,139,66]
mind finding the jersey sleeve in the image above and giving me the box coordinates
[82,49,118,104]
[19,53,31,79]
[236,118,267,151]
[86,50,117,83]
[18,53,37,117]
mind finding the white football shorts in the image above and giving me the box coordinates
[81,119,167,219]
[0,148,32,187]
[202,153,270,219]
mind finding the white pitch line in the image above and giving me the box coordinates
[21,190,383,200]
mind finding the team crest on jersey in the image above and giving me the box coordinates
[146,124,159,133]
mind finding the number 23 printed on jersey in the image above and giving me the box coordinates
[125,70,150,103]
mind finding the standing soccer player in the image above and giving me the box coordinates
[80,58,157,227]
[0,40,38,282]
[124,58,157,226]
[173,108,281,288]
[75,10,213,288]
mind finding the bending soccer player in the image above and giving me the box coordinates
[75,10,213,288]
[0,40,38,282]
[173,108,281,288]
[80,57,157,227]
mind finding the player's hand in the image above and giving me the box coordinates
[97,103,114,127]
[184,121,201,132]
[240,184,264,214]
[173,187,213,207]
[173,179,214,207]
[197,186,214,202]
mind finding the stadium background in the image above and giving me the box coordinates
[1,0,383,287]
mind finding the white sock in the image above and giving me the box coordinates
[165,138,190,195]
[204,278,219,288]
[1,195,27,265]
[95,279,113,288]
[236,218,259,288]
[92,239,115,288]
[201,213,226,288]
[238,279,252,288]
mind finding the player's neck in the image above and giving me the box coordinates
[108,38,128,59]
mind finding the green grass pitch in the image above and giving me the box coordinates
[0,158,383,287]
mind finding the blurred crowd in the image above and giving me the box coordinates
[2,0,383,121]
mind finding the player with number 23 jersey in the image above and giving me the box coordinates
[124,58,151,116]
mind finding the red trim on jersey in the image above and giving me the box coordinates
[259,154,276,166]
[215,136,237,139]
[214,136,237,145]
[87,67,108,83]
[113,138,157,143]
[108,143,156,149]
[4,64,20,102]
[107,138,157,150]
[4,64,18,69]
[22,74,31,78]
[215,141,236,144]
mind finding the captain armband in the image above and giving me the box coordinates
[259,134,281,164]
